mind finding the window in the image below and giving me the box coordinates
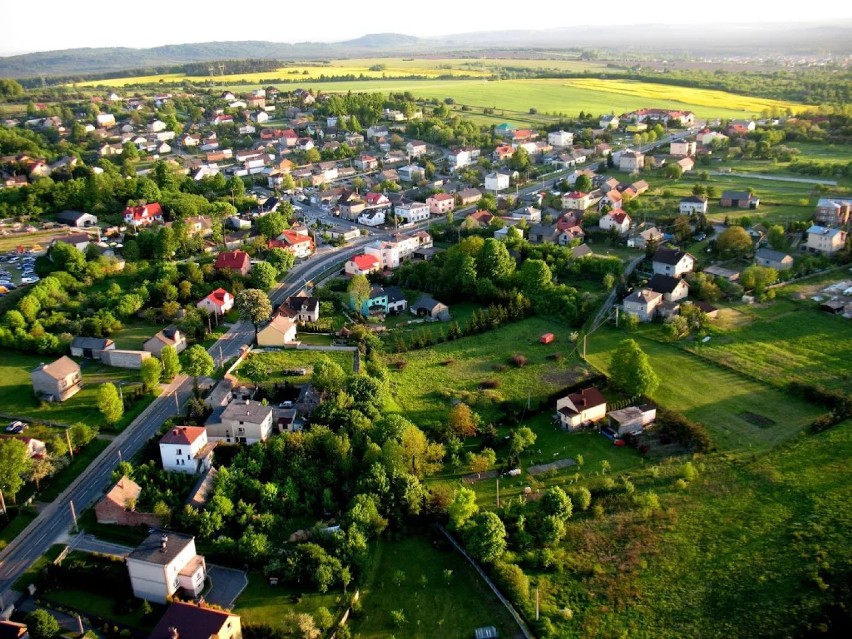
[176,449,182,455]
[238,427,245,434]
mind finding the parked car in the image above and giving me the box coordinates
[6,420,26,433]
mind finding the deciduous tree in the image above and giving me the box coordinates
[610,338,660,397]
[0,438,32,503]
[235,288,273,336]
[161,345,181,381]
[97,383,124,425]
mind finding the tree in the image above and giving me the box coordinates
[508,426,536,457]
[716,226,753,257]
[347,274,371,315]
[50,242,86,277]
[235,289,273,336]
[29,457,55,491]
[467,448,497,474]
[768,225,789,251]
[540,487,573,521]
[241,356,269,387]
[184,344,215,388]
[508,147,531,173]
[312,357,346,395]
[574,174,592,193]
[740,265,778,298]
[26,610,60,639]
[97,383,124,425]
[0,438,32,503]
[672,215,692,243]
[256,210,287,239]
[663,163,684,179]
[478,238,515,281]
[610,338,659,397]
[517,259,552,292]
[447,403,479,439]
[251,262,278,290]
[70,422,97,449]
[267,247,295,275]
[465,511,507,564]
[161,345,181,381]
[140,357,162,394]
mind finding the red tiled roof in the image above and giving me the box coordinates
[160,426,206,446]
[565,191,588,199]
[124,203,163,220]
[203,288,232,307]
[431,193,453,202]
[215,250,249,270]
[351,254,379,270]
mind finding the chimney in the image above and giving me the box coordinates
[173,428,179,436]
[168,628,179,639]
[160,534,168,551]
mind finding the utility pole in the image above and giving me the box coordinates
[0,488,8,521]
[496,478,500,508]
[583,334,587,360]
[535,587,540,620]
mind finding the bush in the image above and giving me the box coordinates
[491,561,530,603]
[510,354,528,368]
[480,379,500,389]
[656,409,713,453]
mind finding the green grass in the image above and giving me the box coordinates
[0,508,37,551]
[296,333,334,346]
[76,507,150,548]
[585,326,823,452]
[13,543,65,590]
[234,572,343,625]
[41,588,157,631]
[37,438,110,502]
[349,536,520,639]
[390,318,594,424]
[109,323,163,350]
[382,301,482,342]
[237,349,356,384]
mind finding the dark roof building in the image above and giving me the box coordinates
[148,602,241,639]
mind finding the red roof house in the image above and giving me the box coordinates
[345,254,380,276]
[214,250,251,276]
[268,230,315,258]
[197,288,234,316]
[124,203,164,227]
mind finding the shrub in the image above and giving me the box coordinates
[394,360,408,371]
[491,561,530,602]
[480,379,500,389]
[510,354,528,368]
[656,409,713,453]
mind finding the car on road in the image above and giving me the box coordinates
[6,421,27,433]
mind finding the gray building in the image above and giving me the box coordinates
[205,400,274,445]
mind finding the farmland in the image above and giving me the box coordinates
[584,327,822,452]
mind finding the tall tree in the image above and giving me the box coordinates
[311,357,346,395]
[184,344,215,390]
[251,261,278,290]
[97,383,124,425]
[256,210,288,239]
[448,487,479,530]
[610,339,660,397]
[0,438,32,503]
[716,226,753,257]
[235,288,273,336]
[347,274,372,314]
[140,357,162,393]
[478,238,515,281]
[465,511,507,564]
[160,345,181,381]
[447,403,479,439]
[25,610,60,639]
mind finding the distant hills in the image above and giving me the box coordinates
[1,23,850,79]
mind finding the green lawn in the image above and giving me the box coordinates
[383,301,482,344]
[390,318,595,424]
[109,323,163,350]
[234,572,343,626]
[349,536,520,639]
[236,349,356,384]
[41,588,157,631]
[585,327,823,452]
[0,508,37,551]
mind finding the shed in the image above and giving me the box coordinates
[820,299,845,315]
[539,333,555,344]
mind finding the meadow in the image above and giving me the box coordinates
[584,327,823,452]
[234,572,342,627]
[235,349,356,384]
[349,535,520,639]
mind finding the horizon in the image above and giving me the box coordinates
[3,0,851,57]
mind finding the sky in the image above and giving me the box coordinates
[2,0,850,56]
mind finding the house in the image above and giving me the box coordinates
[494,223,524,241]
[484,172,510,192]
[159,427,215,475]
[814,198,852,227]
[607,404,657,436]
[677,157,695,173]
[70,336,115,360]
[670,140,697,157]
[31,356,82,402]
[358,209,386,227]
[345,254,380,276]
[406,140,428,157]
[256,314,298,346]
[395,201,430,224]
[10,437,46,459]
[548,130,574,147]
[94,476,161,527]
[269,230,315,258]
[492,145,514,162]
[556,387,607,431]
[197,288,234,316]
[206,400,274,444]
[215,250,251,276]
[183,215,214,238]
[628,226,664,249]
[366,125,389,139]
[56,209,98,228]
[279,295,320,322]
[96,113,115,128]
[354,154,379,171]
[426,193,455,215]
[396,163,423,183]
[754,248,794,270]
[618,150,644,172]
[448,148,472,171]
[149,602,242,639]
[465,210,495,229]
[652,247,695,277]
[571,244,593,258]
[0,621,28,639]
[528,224,560,245]
[328,224,360,243]
[352,285,389,316]
[509,206,541,223]
[720,190,759,209]
[623,288,663,322]
[562,191,591,210]
[410,294,450,320]
[126,531,206,604]
[456,188,482,206]
[648,274,689,302]
[679,196,708,215]
[600,114,620,129]
[124,203,164,227]
[806,225,848,255]
[599,211,632,235]
[144,325,187,356]
[599,189,623,211]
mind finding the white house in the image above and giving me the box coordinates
[395,201,430,224]
[406,140,428,157]
[652,248,696,278]
[448,148,472,172]
[670,140,697,156]
[485,172,510,192]
[623,288,663,322]
[600,115,620,129]
[679,196,708,215]
[206,400,274,445]
[126,531,206,604]
[561,191,591,210]
[548,130,574,147]
[806,225,847,255]
[509,206,541,223]
[618,150,645,172]
[599,211,632,235]
[197,288,234,316]
[358,209,386,227]
[556,387,607,431]
[158,426,215,475]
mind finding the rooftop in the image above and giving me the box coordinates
[127,530,195,566]
[148,602,234,639]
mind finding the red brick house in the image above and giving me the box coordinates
[95,476,161,527]
[215,250,251,276]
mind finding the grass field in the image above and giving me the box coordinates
[390,318,594,425]
[349,536,520,639]
[584,327,822,452]
[234,572,343,626]
[235,349,356,384]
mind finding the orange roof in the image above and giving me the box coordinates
[204,288,232,307]
[160,426,206,445]
[351,254,379,270]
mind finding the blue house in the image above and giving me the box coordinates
[351,285,389,316]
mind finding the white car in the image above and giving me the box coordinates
[21,276,39,284]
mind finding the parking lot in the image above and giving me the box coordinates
[0,251,40,294]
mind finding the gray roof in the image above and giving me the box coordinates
[384,286,406,303]
[412,294,443,312]
[220,400,273,424]
[56,210,93,223]
[721,190,753,200]
[71,336,112,350]
[647,274,685,295]
[755,248,792,262]
[127,531,195,566]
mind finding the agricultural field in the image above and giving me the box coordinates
[389,318,594,425]
[584,327,823,452]
[235,348,356,384]
[349,535,520,639]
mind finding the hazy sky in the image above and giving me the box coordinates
[2,0,850,55]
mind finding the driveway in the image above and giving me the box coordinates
[204,564,248,609]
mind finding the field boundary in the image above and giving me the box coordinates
[436,524,535,639]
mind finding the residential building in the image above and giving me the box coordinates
[395,201,430,224]
[268,230,315,258]
[465,210,495,229]
[618,150,644,172]
[124,203,164,228]
[385,285,408,313]
[607,404,657,436]
[149,602,242,639]
[159,426,215,475]
[561,191,591,210]
[456,188,483,206]
[484,172,510,192]
[806,225,848,255]
[599,189,623,211]
[0,621,28,639]
[100,349,152,370]
[95,476,160,527]
[215,250,251,276]
[556,387,607,431]
[410,294,450,320]
[754,248,794,270]
[679,196,708,215]
[448,148,472,171]
[279,295,320,323]
[648,274,689,302]
[653,248,695,277]
[354,285,389,316]
[600,114,620,129]
[256,314,298,346]
[814,198,852,227]
[720,190,759,209]
[345,254,380,276]
[623,288,663,322]
[206,400,274,444]
[548,130,574,147]
[509,206,541,223]
[197,288,234,316]
[426,193,455,215]
[143,326,187,356]
[31,356,82,402]
[328,224,360,243]
[358,209,386,227]
[406,140,428,157]
[599,211,632,235]
[670,140,697,156]
[677,157,695,173]
[628,226,664,249]
[70,336,115,360]
[126,531,206,604]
